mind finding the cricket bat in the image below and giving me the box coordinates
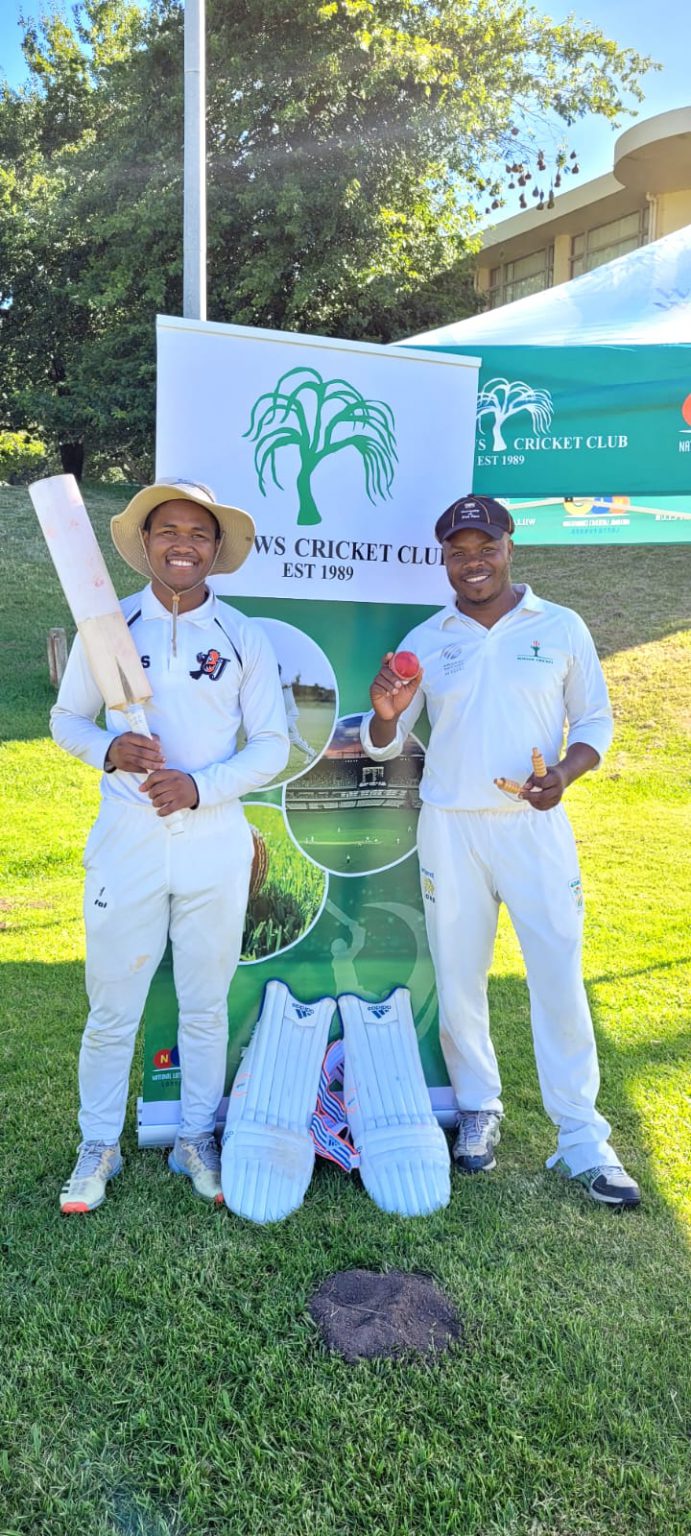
[30,473,183,832]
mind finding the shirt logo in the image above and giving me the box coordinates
[190,648,232,681]
[421,868,436,904]
[442,645,465,676]
[569,878,584,911]
[516,640,554,664]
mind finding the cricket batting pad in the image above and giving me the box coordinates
[339,989,450,1218]
[221,980,336,1224]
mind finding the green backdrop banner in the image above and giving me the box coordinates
[415,343,691,506]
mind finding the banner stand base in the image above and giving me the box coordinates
[137,1088,458,1148]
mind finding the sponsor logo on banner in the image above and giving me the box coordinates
[153,1044,181,1079]
[475,376,629,469]
[679,393,691,454]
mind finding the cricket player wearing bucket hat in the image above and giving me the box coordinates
[51,480,289,1212]
[361,494,640,1210]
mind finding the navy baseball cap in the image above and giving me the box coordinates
[435,495,515,543]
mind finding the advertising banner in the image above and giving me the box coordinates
[138,318,481,1143]
[412,342,691,522]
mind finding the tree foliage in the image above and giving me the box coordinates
[0,0,652,471]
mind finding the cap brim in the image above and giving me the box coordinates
[110,484,256,576]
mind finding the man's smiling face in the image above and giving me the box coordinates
[142,499,220,595]
[442,527,513,608]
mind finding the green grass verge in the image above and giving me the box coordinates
[0,484,690,1536]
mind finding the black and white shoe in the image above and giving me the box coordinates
[556,1160,641,1210]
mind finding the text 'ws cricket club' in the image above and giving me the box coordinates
[475,377,629,467]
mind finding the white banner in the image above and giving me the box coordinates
[156,317,480,605]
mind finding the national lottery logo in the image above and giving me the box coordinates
[153,1044,180,1071]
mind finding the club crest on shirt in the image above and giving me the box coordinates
[190,648,232,681]
[516,639,554,664]
[569,878,584,911]
[441,645,465,675]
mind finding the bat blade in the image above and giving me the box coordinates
[30,475,152,711]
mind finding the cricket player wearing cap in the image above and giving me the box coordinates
[362,494,640,1209]
[52,480,289,1213]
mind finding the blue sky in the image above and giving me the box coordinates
[0,0,687,185]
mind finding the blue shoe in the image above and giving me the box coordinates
[554,1159,641,1210]
[452,1111,501,1173]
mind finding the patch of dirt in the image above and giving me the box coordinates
[309,1268,462,1363]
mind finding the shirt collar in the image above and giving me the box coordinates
[140,583,219,627]
[439,583,543,628]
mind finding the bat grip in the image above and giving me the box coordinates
[125,706,185,836]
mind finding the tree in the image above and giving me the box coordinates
[476,377,554,451]
[0,0,652,472]
[244,366,397,525]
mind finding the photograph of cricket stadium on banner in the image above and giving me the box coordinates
[284,713,425,877]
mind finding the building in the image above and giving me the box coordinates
[475,107,691,310]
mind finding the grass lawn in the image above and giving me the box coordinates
[1,483,690,1536]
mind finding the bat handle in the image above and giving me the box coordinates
[124,706,185,836]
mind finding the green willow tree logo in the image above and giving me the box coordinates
[244,367,397,525]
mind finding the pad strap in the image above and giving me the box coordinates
[310,1039,360,1172]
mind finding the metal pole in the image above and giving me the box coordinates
[183,0,207,320]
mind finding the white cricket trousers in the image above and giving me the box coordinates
[417,803,616,1176]
[79,799,253,1144]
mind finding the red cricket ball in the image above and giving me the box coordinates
[391,650,420,680]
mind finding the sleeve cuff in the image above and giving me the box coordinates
[566,728,612,766]
[360,711,405,761]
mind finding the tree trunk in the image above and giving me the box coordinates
[59,440,85,481]
[296,460,321,525]
[492,420,507,452]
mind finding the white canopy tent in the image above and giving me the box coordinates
[407,224,691,347]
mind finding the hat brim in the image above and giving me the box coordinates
[111,484,256,576]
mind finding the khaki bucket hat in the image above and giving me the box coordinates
[110,479,256,577]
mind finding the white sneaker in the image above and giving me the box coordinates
[168,1134,223,1204]
[60,1141,122,1214]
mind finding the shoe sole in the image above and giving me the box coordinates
[168,1153,224,1205]
[585,1187,641,1209]
[453,1156,497,1175]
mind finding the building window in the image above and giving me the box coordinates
[570,206,649,277]
[487,246,554,308]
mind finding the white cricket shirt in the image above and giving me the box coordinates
[360,585,613,812]
[51,585,289,809]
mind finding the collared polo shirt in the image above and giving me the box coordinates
[360,584,612,812]
[51,585,289,809]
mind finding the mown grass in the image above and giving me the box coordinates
[1,483,690,1536]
